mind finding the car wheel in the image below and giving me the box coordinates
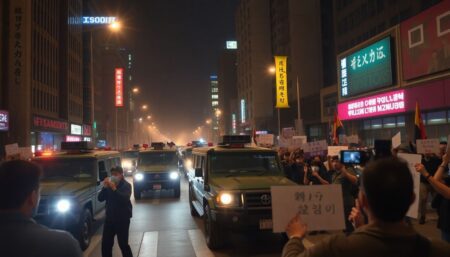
[204,204,225,250]
[134,186,141,200]
[77,209,92,250]
[189,186,199,217]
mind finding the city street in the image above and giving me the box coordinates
[84,177,443,257]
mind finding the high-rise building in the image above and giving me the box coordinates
[218,41,238,135]
[236,0,274,133]
[1,0,92,152]
[210,75,220,142]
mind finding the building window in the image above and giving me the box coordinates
[309,126,322,137]
[371,119,382,129]
[397,116,405,127]
[212,101,219,107]
[363,120,371,130]
[427,111,447,125]
[383,117,396,128]
[212,88,218,93]
[211,94,218,99]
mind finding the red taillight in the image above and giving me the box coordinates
[208,142,213,147]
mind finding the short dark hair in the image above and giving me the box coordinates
[111,166,124,174]
[361,158,413,222]
[0,160,42,210]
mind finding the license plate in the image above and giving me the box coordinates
[153,184,162,190]
[259,219,273,230]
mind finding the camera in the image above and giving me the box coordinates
[340,150,367,165]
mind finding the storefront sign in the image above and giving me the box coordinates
[339,37,393,98]
[71,124,82,135]
[83,125,92,136]
[83,137,92,142]
[115,68,124,107]
[66,135,81,142]
[271,185,345,232]
[240,99,246,123]
[338,90,405,120]
[275,56,289,108]
[0,110,9,131]
[12,6,24,90]
[226,41,237,49]
[82,16,117,24]
[232,114,237,134]
[33,116,68,133]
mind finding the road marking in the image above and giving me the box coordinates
[188,229,215,257]
[83,234,102,257]
[138,231,158,257]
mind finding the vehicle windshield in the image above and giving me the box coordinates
[210,152,282,176]
[139,152,177,166]
[34,158,95,180]
[122,151,138,159]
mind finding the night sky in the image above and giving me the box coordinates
[97,0,239,142]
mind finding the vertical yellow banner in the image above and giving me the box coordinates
[275,56,289,108]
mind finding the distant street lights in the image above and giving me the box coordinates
[147,115,152,120]
[132,87,139,94]
[109,21,122,32]
[141,104,148,110]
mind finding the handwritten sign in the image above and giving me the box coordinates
[302,140,328,157]
[397,153,421,219]
[271,185,345,232]
[281,127,295,139]
[347,135,359,144]
[392,132,401,148]
[328,146,348,157]
[5,143,19,157]
[416,139,440,155]
[257,134,274,146]
[19,147,33,160]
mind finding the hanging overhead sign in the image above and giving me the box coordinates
[275,56,289,108]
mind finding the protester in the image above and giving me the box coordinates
[98,166,133,257]
[0,160,82,257]
[418,153,441,224]
[330,155,358,234]
[283,157,450,257]
[290,155,306,185]
[303,158,330,185]
[415,153,450,242]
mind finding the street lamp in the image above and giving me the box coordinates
[109,21,122,32]
[147,115,152,120]
[142,104,148,110]
[132,87,139,94]
[268,65,276,74]
[267,65,280,137]
[138,117,143,123]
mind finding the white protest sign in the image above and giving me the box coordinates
[416,139,440,155]
[257,134,274,146]
[291,136,307,149]
[19,147,33,160]
[327,146,348,157]
[397,153,421,219]
[5,143,19,157]
[271,185,345,232]
[302,140,328,156]
[347,135,359,144]
[392,132,401,149]
[282,127,295,139]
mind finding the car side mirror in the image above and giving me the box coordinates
[99,171,108,181]
[195,168,203,177]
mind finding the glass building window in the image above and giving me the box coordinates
[448,110,450,123]
[371,119,382,129]
[211,88,218,93]
[397,116,405,127]
[212,101,219,107]
[383,117,396,128]
[363,120,371,130]
[427,111,446,125]
[211,95,218,99]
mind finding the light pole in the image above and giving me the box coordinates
[268,65,280,136]
[295,76,305,136]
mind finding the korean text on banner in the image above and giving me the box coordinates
[302,140,328,157]
[115,68,124,107]
[392,132,401,149]
[416,139,440,155]
[328,146,348,157]
[275,56,289,108]
[271,185,345,232]
[397,153,421,219]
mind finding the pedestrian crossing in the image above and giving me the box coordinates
[84,229,315,257]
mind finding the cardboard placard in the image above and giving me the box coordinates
[19,147,33,160]
[5,143,19,157]
[271,185,345,232]
[281,127,295,139]
[257,134,274,146]
[392,132,401,149]
[291,136,307,150]
[346,135,359,144]
[302,140,328,153]
[327,146,348,157]
[397,153,421,219]
[416,139,440,155]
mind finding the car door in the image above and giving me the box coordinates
[94,159,108,213]
[193,155,206,202]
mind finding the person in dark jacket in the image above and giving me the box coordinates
[98,166,133,257]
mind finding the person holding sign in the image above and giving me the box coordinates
[415,153,450,242]
[282,158,450,257]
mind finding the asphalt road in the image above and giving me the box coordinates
[84,177,443,257]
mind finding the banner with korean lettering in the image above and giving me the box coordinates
[271,185,345,232]
[115,68,124,107]
[275,56,289,108]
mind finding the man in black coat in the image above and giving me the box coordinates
[98,166,133,257]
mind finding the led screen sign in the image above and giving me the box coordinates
[0,110,9,131]
[337,90,405,120]
[115,68,124,107]
[82,16,117,24]
[226,41,237,49]
[339,37,393,98]
[71,124,82,135]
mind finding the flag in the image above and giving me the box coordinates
[414,101,427,141]
[332,112,344,145]
[252,128,257,145]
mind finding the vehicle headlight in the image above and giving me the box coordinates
[134,173,144,181]
[170,171,179,180]
[122,160,132,169]
[219,193,233,205]
[56,199,71,213]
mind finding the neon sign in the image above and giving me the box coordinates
[82,16,117,24]
[338,90,405,120]
[115,68,124,107]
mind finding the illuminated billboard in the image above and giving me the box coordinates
[0,110,8,131]
[226,41,237,49]
[115,68,124,107]
[339,37,393,98]
[82,16,117,24]
[337,90,405,120]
